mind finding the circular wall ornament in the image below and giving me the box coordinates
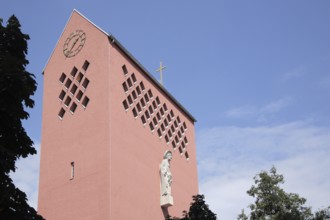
[63,30,86,58]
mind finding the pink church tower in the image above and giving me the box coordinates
[38,10,198,219]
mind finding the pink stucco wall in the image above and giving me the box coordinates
[38,10,198,220]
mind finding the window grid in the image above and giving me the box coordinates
[120,67,190,160]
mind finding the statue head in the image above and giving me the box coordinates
[163,150,172,161]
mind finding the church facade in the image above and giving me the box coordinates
[38,10,199,219]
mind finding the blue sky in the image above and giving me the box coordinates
[2,1,330,219]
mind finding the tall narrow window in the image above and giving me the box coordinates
[59,73,66,83]
[156,96,160,106]
[76,72,84,83]
[59,90,66,101]
[123,100,129,111]
[163,103,168,112]
[70,102,77,114]
[122,82,128,92]
[70,84,78,95]
[148,89,153,99]
[58,108,65,119]
[131,73,137,84]
[140,82,145,91]
[144,93,149,103]
[82,60,90,71]
[82,96,90,108]
[64,78,72,89]
[70,162,75,180]
[82,78,90,89]
[76,90,83,102]
[122,65,128,76]
[145,110,150,120]
[70,67,78,77]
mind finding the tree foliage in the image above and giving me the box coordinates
[0,15,44,220]
[182,194,217,220]
[166,194,217,220]
[239,166,330,220]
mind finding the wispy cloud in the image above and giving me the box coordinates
[224,97,292,122]
[10,142,41,209]
[282,66,307,81]
[197,121,330,219]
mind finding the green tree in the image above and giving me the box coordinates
[182,194,217,220]
[0,15,44,219]
[313,207,330,220]
[240,166,312,220]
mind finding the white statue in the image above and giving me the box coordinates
[160,150,173,207]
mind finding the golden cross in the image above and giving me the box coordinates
[156,61,166,85]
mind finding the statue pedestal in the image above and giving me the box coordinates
[161,195,173,208]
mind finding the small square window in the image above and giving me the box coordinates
[180,126,185,134]
[163,103,168,112]
[152,101,157,110]
[183,122,187,130]
[76,90,83,102]
[122,82,128,92]
[148,106,154,115]
[160,108,164,117]
[176,116,181,124]
[174,120,178,129]
[157,129,162,138]
[136,86,141,96]
[156,97,160,106]
[148,89,153,99]
[132,90,137,100]
[156,112,161,121]
[184,137,188,145]
[136,103,142,113]
[132,108,138,118]
[179,147,183,155]
[70,84,78,95]
[170,110,174,118]
[167,114,171,123]
[185,152,189,161]
[127,78,133,88]
[165,135,169,144]
[149,122,154,131]
[171,141,176,149]
[59,73,66,83]
[82,96,90,108]
[140,82,145,91]
[141,115,146,125]
[58,108,65,119]
[127,95,133,105]
[70,102,77,114]
[76,72,84,83]
[168,129,172,138]
[64,96,72,107]
[153,117,158,127]
[145,110,150,120]
[161,124,165,132]
[144,93,149,103]
[82,78,90,89]
[70,67,78,77]
[64,79,72,89]
[140,98,146,108]
[131,73,137,84]
[175,136,179,144]
[171,125,175,133]
[82,60,90,71]
[59,90,66,101]
[164,118,168,127]
[123,100,129,111]
[122,65,128,76]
